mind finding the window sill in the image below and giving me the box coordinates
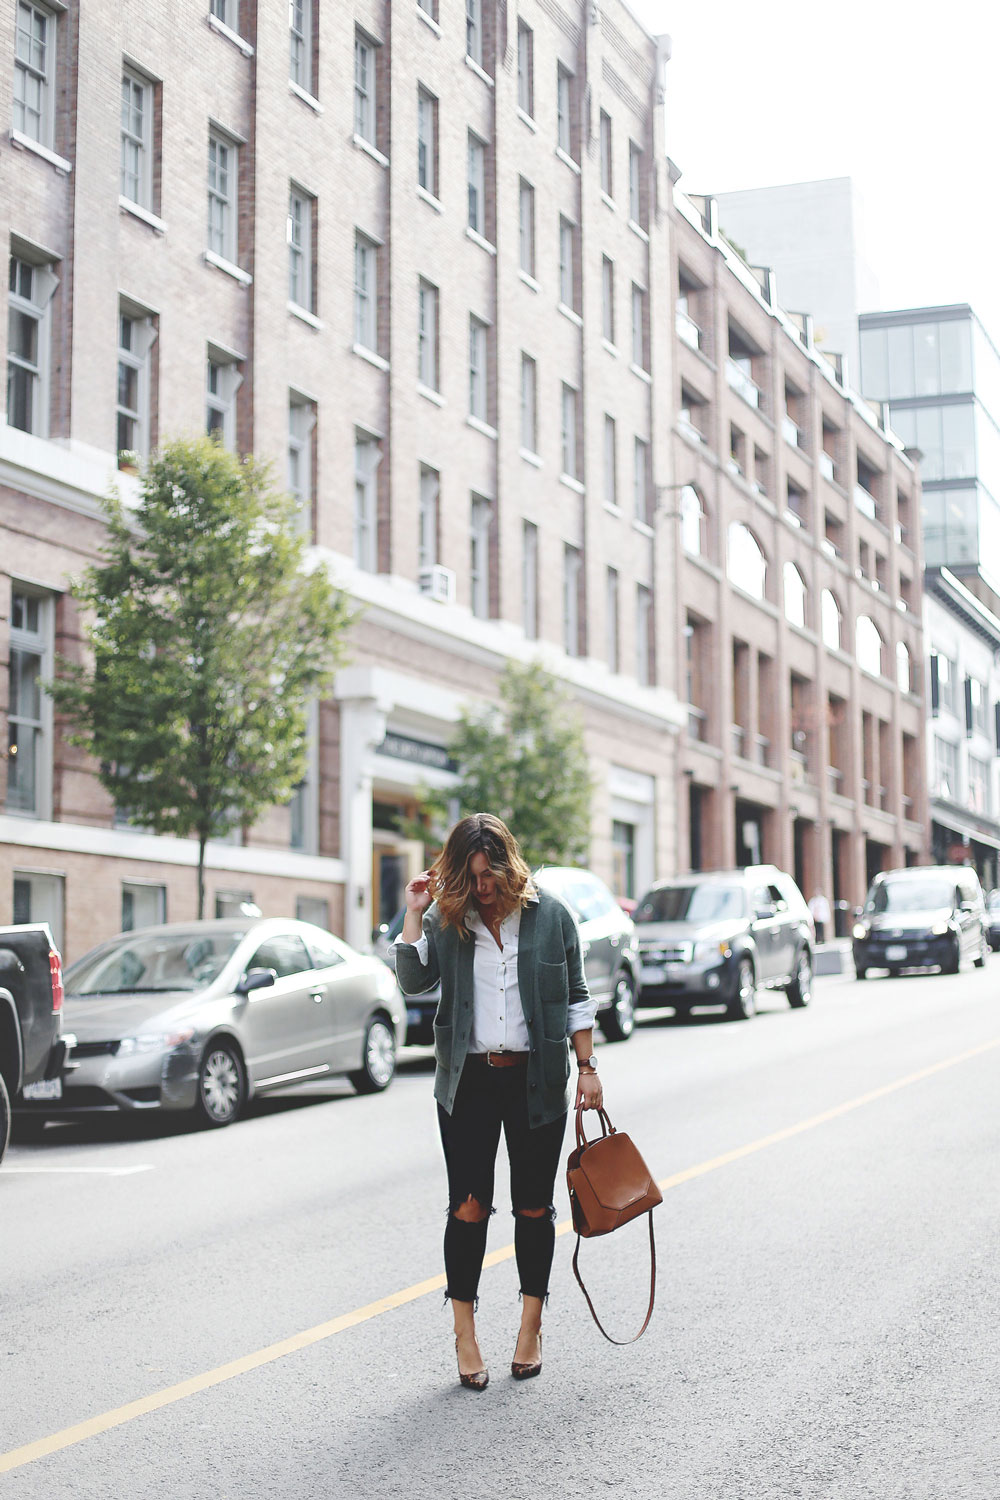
[204,249,252,285]
[417,382,444,407]
[465,55,494,87]
[417,6,442,36]
[603,502,623,517]
[602,338,619,357]
[467,414,498,440]
[352,343,390,372]
[353,134,389,167]
[119,196,166,233]
[630,362,652,384]
[555,146,581,175]
[560,473,585,494]
[519,270,541,293]
[207,13,254,56]
[558,302,583,328]
[520,447,542,468]
[9,129,72,174]
[289,81,323,114]
[289,301,323,330]
[466,227,497,256]
[628,218,649,242]
[417,184,443,213]
[632,519,654,538]
[517,107,537,132]
[601,191,616,212]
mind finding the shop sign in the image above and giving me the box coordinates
[379,731,457,773]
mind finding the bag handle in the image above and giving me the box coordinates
[571,1210,657,1345]
[575,1102,616,1151]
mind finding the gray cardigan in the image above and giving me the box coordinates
[393,888,590,1127]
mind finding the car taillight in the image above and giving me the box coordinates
[49,949,64,1013]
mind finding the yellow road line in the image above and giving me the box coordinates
[3,1034,998,1475]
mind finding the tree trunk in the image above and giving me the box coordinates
[197,835,207,920]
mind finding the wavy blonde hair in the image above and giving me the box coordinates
[429,813,532,936]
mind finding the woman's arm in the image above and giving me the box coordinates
[392,872,441,995]
[562,906,603,1111]
[571,1026,603,1111]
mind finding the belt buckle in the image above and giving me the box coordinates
[487,1051,501,1068]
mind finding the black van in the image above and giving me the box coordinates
[852,866,989,978]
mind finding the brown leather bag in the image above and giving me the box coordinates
[566,1104,662,1344]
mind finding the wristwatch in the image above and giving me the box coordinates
[577,1054,599,1072]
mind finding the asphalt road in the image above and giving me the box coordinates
[3,960,999,1500]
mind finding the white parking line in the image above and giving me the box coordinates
[3,1165,154,1176]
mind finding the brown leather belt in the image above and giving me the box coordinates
[484,1051,529,1068]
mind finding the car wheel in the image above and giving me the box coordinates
[886,968,901,979]
[350,1016,397,1094]
[196,1041,246,1128]
[0,1073,10,1165]
[599,971,637,1042]
[974,938,988,969]
[942,940,961,976]
[727,958,757,1020]
[855,966,868,980]
[786,950,813,1009]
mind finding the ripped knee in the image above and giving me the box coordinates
[453,1194,491,1223]
[515,1205,550,1219]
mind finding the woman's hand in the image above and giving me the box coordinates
[404,871,434,915]
[575,1069,603,1112]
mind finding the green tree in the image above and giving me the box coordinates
[50,437,354,916]
[416,661,592,868]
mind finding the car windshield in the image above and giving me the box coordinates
[634,884,746,924]
[868,880,955,914]
[67,930,247,995]
[988,893,1000,913]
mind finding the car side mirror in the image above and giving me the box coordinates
[236,967,277,997]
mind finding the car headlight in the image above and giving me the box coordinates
[930,921,952,936]
[693,938,730,964]
[117,1028,195,1056]
[853,923,869,940]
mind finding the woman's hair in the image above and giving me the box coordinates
[430,813,532,935]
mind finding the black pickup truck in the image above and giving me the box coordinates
[0,924,72,1163]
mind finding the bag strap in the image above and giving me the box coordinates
[571,1210,657,1345]
[575,1102,614,1151]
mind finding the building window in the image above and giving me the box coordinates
[419,465,439,571]
[210,0,239,27]
[821,588,842,651]
[896,640,911,694]
[632,283,649,370]
[563,545,581,657]
[517,20,533,115]
[287,187,314,312]
[7,588,53,818]
[296,894,329,927]
[13,870,64,951]
[470,495,492,618]
[289,0,313,91]
[636,585,652,685]
[207,129,237,262]
[215,889,254,919]
[602,256,615,344]
[288,394,316,530]
[611,820,635,899]
[633,437,650,525]
[523,521,538,639]
[969,754,991,814]
[467,132,486,234]
[558,216,577,310]
[680,485,705,557]
[727,523,766,600]
[122,882,166,932]
[556,64,573,156]
[628,140,644,226]
[353,232,378,351]
[856,616,884,677]
[117,305,156,460]
[418,278,439,391]
[604,416,617,507]
[561,383,579,480]
[933,735,958,800]
[967,675,988,735]
[206,351,242,450]
[354,29,378,144]
[932,652,958,716]
[606,567,619,671]
[519,178,536,276]
[469,316,488,422]
[7,252,57,436]
[14,1,56,148]
[600,110,613,196]
[783,561,807,629]
[120,69,153,208]
[466,0,482,65]
[354,433,381,572]
[417,86,438,196]
[520,353,537,453]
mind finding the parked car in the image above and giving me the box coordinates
[852,866,988,978]
[378,865,640,1045]
[0,924,73,1161]
[15,918,405,1131]
[986,890,1000,951]
[633,866,814,1021]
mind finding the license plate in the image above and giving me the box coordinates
[23,1077,62,1101]
[640,966,666,985]
[406,1008,423,1027]
[885,945,907,962]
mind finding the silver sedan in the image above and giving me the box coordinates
[24,918,405,1129]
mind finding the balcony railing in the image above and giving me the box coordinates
[827,765,845,794]
[819,451,836,482]
[676,310,702,351]
[789,749,810,783]
[781,415,800,448]
[726,358,760,409]
[687,704,708,742]
[854,483,877,520]
[731,723,747,758]
[754,734,771,768]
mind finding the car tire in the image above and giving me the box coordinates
[886,968,901,979]
[350,1016,397,1094]
[599,971,637,1042]
[942,940,961,976]
[195,1040,246,1128]
[786,950,813,1009]
[0,1072,10,1165]
[974,938,988,969]
[727,958,757,1021]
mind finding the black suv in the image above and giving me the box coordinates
[852,865,988,978]
[0,923,72,1161]
[633,866,814,1021]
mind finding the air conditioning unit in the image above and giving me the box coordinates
[419,565,456,604]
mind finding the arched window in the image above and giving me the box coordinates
[783,561,807,628]
[680,485,705,558]
[727,522,766,600]
[896,640,911,693]
[856,615,884,676]
[821,589,842,651]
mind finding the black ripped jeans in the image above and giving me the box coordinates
[437,1054,568,1304]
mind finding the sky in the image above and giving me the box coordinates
[627,0,1000,337]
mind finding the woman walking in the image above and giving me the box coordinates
[392,813,603,1390]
